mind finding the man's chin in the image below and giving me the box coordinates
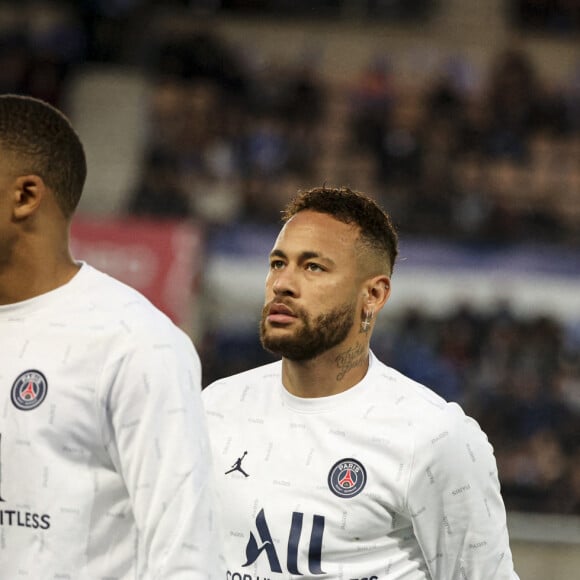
[261,324,297,346]
[260,335,309,361]
[261,335,293,355]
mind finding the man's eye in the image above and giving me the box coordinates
[306,263,323,272]
[271,260,285,270]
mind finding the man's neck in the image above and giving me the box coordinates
[0,244,79,305]
[281,341,370,398]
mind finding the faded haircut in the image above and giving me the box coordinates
[282,185,399,275]
[0,94,86,218]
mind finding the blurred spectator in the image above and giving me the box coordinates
[449,151,495,240]
[485,48,542,161]
[512,0,580,34]
[0,39,29,95]
[378,99,422,185]
[0,1,85,107]
[242,114,290,177]
[350,56,395,158]
[127,149,193,218]
[77,0,145,63]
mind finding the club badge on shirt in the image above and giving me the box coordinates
[11,370,48,411]
[328,458,367,498]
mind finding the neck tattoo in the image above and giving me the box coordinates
[335,343,365,381]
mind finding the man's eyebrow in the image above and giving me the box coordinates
[299,251,329,263]
[269,249,287,260]
[270,249,336,266]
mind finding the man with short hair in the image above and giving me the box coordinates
[203,185,519,579]
[0,94,221,578]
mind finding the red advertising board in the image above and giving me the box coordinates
[70,217,204,329]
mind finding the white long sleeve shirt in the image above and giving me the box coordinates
[202,352,519,579]
[0,263,221,579]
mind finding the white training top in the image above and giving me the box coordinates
[0,263,222,579]
[203,352,520,580]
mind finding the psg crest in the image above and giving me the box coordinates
[328,458,367,498]
[11,370,48,411]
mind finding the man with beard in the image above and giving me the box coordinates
[202,186,520,579]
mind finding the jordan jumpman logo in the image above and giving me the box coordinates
[225,451,250,477]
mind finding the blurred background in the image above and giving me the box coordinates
[2,0,578,576]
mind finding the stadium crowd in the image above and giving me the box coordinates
[1,0,579,515]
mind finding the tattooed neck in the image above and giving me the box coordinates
[335,343,366,381]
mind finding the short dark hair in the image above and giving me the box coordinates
[282,185,399,274]
[0,94,86,218]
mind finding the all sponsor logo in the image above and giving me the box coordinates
[11,370,48,411]
[328,458,367,498]
[243,508,325,575]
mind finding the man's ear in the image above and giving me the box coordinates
[12,174,46,219]
[364,275,391,313]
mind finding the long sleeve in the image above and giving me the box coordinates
[406,403,519,580]
[100,330,222,579]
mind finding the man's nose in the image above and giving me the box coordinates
[272,267,297,296]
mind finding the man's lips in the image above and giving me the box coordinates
[267,303,297,324]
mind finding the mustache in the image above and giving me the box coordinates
[263,299,306,319]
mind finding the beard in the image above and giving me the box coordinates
[260,300,356,361]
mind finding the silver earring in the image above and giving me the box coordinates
[361,308,373,332]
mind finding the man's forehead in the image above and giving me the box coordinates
[270,216,359,271]
[278,211,359,244]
